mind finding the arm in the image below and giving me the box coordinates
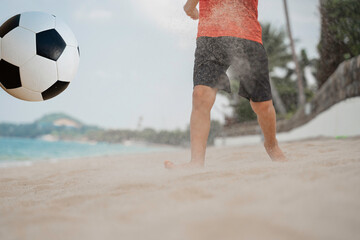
[184,0,199,20]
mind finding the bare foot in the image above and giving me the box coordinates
[264,142,288,162]
[164,160,204,170]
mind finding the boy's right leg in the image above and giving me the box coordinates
[165,85,217,169]
[190,85,218,165]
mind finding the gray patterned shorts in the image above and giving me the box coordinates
[193,36,272,102]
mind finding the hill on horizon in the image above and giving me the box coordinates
[35,113,83,125]
[0,113,100,139]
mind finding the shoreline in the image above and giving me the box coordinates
[0,137,179,168]
[0,147,179,169]
[2,135,359,169]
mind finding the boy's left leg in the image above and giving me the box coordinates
[250,100,287,162]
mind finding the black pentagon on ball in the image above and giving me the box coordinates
[0,60,22,89]
[41,80,70,100]
[36,29,66,61]
[0,14,20,38]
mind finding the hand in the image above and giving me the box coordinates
[184,5,199,20]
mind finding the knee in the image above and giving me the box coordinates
[192,86,216,111]
[251,100,274,115]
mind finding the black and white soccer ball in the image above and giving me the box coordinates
[0,12,80,101]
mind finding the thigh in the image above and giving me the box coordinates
[193,37,231,93]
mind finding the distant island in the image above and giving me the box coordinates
[0,113,99,142]
[0,113,221,147]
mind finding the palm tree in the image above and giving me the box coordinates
[261,23,293,115]
[283,0,306,107]
[261,23,292,72]
[284,49,319,91]
[271,49,318,114]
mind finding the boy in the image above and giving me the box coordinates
[165,0,287,169]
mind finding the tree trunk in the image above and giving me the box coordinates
[283,0,306,107]
[270,77,287,115]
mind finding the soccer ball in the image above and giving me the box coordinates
[0,12,80,101]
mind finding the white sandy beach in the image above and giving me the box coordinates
[1,137,360,240]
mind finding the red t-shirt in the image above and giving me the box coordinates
[197,0,263,44]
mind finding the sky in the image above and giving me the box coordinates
[0,0,321,130]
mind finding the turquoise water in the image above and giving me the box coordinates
[0,137,170,166]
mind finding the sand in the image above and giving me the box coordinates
[1,137,360,240]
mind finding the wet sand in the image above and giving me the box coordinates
[1,137,360,240]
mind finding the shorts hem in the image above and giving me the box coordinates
[193,83,231,94]
[238,93,272,102]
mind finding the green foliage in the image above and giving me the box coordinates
[261,23,293,72]
[325,0,360,57]
[317,0,360,87]
[87,120,221,147]
[271,76,298,113]
[299,49,318,89]
[281,49,317,101]
[232,98,257,123]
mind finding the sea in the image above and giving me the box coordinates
[0,137,173,168]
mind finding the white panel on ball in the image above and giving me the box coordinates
[20,55,57,92]
[5,86,43,102]
[55,17,78,47]
[2,27,36,66]
[57,46,80,82]
[19,12,55,33]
